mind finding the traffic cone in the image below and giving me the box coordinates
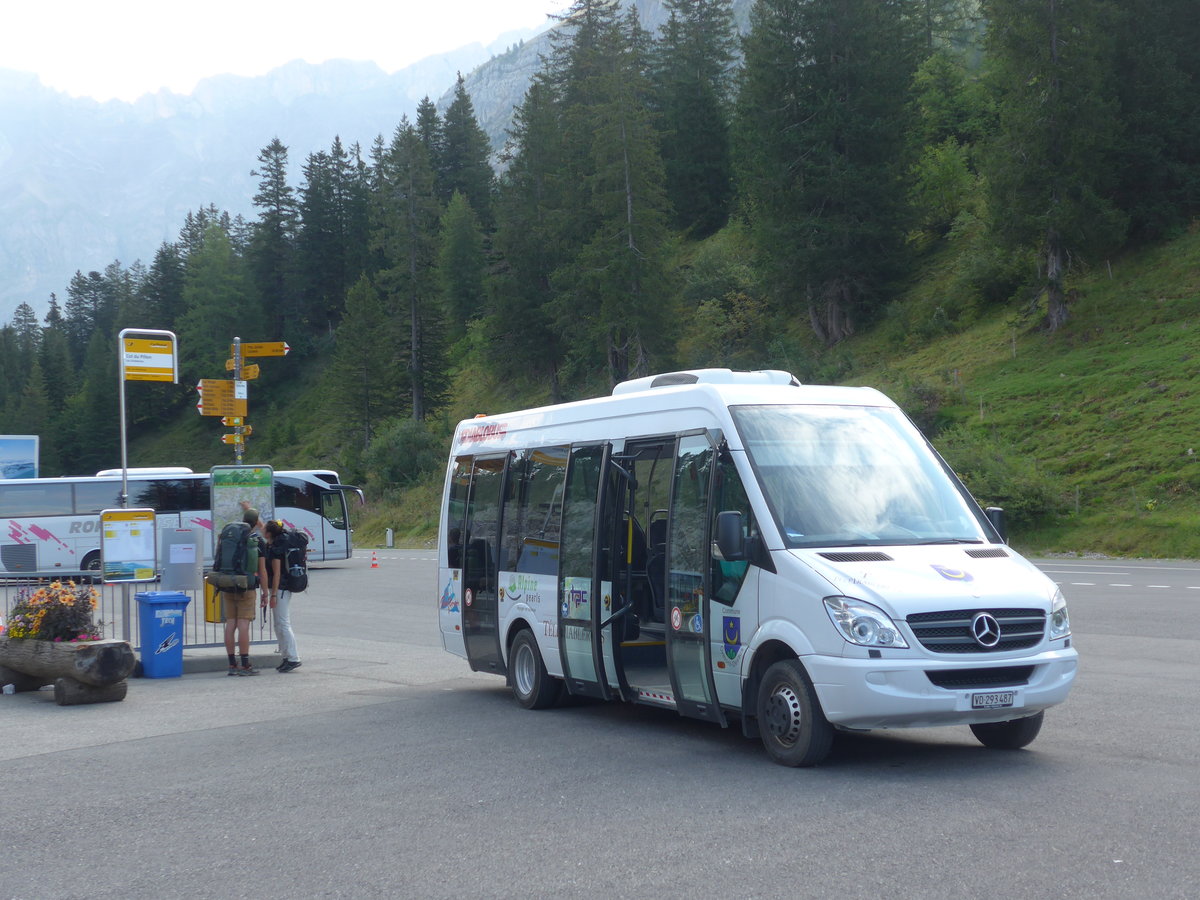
[370,551,379,569]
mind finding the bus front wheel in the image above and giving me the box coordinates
[970,711,1044,750]
[510,629,562,710]
[756,659,833,767]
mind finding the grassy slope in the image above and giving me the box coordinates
[130,230,1200,557]
[852,229,1200,557]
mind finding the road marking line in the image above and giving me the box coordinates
[1108,584,1132,587]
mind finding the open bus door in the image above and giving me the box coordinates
[557,444,616,700]
[663,433,727,725]
[461,455,507,675]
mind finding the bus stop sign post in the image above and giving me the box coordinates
[118,328,179,508]
[117,328,178,642]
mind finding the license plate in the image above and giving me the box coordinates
[971,690,1015,709]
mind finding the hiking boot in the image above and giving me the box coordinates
[238,663,260,676]
[280,660,302,673]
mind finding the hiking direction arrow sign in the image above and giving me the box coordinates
[196,379,248,417]
[236,341,289,358]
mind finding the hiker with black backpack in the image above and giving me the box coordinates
[264,518,307,672]
[214,505,269,676]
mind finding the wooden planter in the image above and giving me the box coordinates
[0,638,135,705]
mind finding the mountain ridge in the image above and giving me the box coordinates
[0,25,542,323]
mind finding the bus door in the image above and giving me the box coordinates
[596,448,636,700]
[318,489,350,558]
[664,432,726,725]
[462,455,507,675]
[557,444,612,700]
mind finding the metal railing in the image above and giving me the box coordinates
[1,578,274,651]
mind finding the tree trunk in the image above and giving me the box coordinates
[0,638,136,687]
[1042,234,1069,331]
[54,677,128,706]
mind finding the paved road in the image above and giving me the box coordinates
[1,552,1197,900]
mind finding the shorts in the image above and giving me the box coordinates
[223,588,258,621]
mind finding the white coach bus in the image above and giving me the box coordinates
[0,467,363,578]
[437,369,1077,766]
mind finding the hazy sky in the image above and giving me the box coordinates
[2,0,573,102]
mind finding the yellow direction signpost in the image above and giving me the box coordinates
[224,360,261,378]
[235,341,290,358]
[196,379,248,417]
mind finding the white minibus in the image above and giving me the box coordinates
[437,369,1077,766]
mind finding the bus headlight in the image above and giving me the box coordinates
[1049,588,1071,640]
[824,596,909,649]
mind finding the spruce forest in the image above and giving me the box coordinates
[2,0,1199,553]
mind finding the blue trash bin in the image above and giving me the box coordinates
[136,591,191,678]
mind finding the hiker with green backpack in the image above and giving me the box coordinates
[212,504,269,676]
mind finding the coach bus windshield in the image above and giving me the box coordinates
[731,404,986,549]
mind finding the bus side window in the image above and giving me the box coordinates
[445,457,472,569]
[72,482,122,514]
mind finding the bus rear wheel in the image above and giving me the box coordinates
[510,629,562,710]
[756,659,833,767]
[970,711,1044,750]
[81,551,102,583]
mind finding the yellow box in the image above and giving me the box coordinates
[204,580,225,624]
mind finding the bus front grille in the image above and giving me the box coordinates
[906,608,1045,653]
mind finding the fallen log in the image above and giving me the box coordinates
[0,638,136,687]
[0,663,46,693]
[54,677,128,706]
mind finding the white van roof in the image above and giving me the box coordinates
[452,370,894,456]
[611,368,801,395]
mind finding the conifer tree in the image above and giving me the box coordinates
[438,191,486,343]
[737,0,918,345]
[175,224,263,377]
[439,74,495,228]
[371,120,447,420]
[250,137,298,339]
[140,243,187,331]
[491,79,572,401]
[326,276,401,447]
[542,8,676,386]
[653,0,737,236]
[982,0,1126,330]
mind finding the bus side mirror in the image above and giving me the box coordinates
[985,507,1007,543]
[715,510,746,561]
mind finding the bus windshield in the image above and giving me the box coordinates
[731,404,986,549]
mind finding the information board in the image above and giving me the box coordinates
[100,508,157,583]
[210,465,274,553]
[159,527,204,591]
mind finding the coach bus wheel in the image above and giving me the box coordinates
[510,629,562,710]
[756,659,833,767]
[81,552,102,583]
[969,711,1044,750]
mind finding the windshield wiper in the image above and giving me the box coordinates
[913,538,984,545]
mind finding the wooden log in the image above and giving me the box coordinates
[53,677,128,706]
[0,663,48,692]
[0,638,136,687]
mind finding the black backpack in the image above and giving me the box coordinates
[282,529,309,593]
[206,521,259,591]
